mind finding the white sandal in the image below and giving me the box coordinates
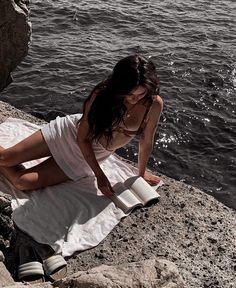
[43,254,67,281]
[18,261,44,282]
[18,245,44,283]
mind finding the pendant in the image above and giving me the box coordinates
[125,102,137,119]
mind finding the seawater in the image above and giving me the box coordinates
[1,0,236,209]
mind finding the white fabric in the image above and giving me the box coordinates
[41,114,113,181]
[0,117,163,257]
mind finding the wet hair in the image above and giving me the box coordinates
[81,54,160,145]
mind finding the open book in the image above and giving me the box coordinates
[110,176,160,214]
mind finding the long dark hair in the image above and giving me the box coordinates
[81,55,159,143]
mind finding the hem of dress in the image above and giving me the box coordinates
[40,125,79,181]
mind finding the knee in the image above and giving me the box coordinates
[0,150,7,164]
[13,177,35,191]
[0,150,15,167]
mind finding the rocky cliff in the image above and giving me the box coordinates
[0,0,31,91]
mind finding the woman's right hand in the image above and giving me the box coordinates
[96,172,115,198]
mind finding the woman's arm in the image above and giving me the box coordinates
[138,95,163,184]
[77,93,114,197]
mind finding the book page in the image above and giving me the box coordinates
[124,176,160,205]
[112,182,142,213]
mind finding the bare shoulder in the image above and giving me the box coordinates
[148,95,163,120]
[142,95,163,133]
[152,95,164,110]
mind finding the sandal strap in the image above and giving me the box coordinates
[18,261,44,279]
[43,255,67,276]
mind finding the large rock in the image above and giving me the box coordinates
[0,191,14,250]
[55,259,186,288]
[0,250,4,262]
[0,0,31,92]
[0,249,15,288]
[0,262,15,287]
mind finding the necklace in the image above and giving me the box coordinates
[125,106,135,118]
[125,102,138,118]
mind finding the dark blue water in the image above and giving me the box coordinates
[1,0,236,209]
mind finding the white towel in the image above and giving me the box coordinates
[0,118,163,257]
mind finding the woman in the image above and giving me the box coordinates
[0,55,163,197]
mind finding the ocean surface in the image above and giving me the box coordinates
[1,0,236,209]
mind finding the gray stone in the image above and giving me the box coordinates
[5,284,53,288]
[0,191,14,249]
[0,0,31,92]
[0,250,5,262]
[0,261,15,286]
[55,258,187,288]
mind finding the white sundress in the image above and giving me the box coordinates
[41,113,113,181]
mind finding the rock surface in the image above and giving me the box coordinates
[0,0,31,91]
[0,250,5,262]
[0,101,235,288]
[0,262,15,287]
[0,250,15,288]
[72,178,236,288]
[55,259,186,288]
[0,191,14,250]
[0,259,186,288]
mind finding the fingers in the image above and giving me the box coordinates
[144,174,161,186]
[147,179,159,186]
[100,185,115,197]
[96,174,115,197]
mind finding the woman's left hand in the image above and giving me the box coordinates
[143,172,161,186]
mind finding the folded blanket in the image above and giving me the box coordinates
[0,118,163,257]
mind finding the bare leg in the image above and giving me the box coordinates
[0,130,51,167]
[0,131,70,191]
[0,152,70,191]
